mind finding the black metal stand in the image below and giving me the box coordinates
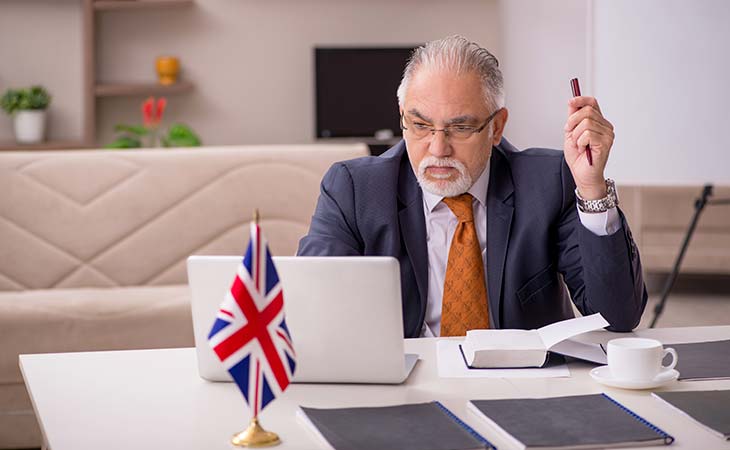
[650,184,730,327]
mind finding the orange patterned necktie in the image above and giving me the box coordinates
[440,193,489,336]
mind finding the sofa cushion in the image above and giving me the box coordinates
[0,284,193,384]
[0,144,369,290]
[0,383,40,449]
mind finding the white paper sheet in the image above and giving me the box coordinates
[436,340,571,378]
[537,313,610,349]
[550,339,607,365]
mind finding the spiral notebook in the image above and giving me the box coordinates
[468,393,674,449]
[653,390,730,440]
[298,401,495,450]
[670,339,730,380]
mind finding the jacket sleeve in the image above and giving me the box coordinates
[556,157,648,331]
[297,163,364,256]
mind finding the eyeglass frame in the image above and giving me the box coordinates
[400,108,503,141]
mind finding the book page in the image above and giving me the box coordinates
[436,340,570,378]
[537,313,609,349]
[463,329,544,351]
[462,330,546,367]
[550,339,607,364]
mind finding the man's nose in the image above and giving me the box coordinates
[428,130,452,158]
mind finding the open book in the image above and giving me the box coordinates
[461,313,609,368]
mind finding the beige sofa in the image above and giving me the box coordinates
[0,143,368,449]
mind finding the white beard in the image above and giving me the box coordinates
[416,156,473,197]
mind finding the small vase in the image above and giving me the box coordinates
[14,110,46,144]
[156,56,180,86]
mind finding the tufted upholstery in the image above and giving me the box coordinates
[0,143,369,448]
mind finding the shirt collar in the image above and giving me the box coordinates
[422,156,491,213]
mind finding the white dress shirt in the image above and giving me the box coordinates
[420,159,621,337]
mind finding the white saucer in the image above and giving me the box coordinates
[589,365,679,390]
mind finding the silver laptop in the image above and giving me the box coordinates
[187,255,418,384]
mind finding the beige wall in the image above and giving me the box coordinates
[95,0,500,146]
[497,0,589,151]
[0,0,84,142]
[593,0,730,185]
[4,1,727,186]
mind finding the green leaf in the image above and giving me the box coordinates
[163,123,201,147]
[105,136,142,149]
[1,89,22,115]
[27,86,51,109]
[114,124,149,136]
[1,86,51,114]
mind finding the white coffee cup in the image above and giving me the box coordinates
[607,338,678,382]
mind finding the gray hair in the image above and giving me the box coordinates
[396,35,504,111]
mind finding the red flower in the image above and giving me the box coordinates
[142,96,167,128]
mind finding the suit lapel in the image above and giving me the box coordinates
[486,147,514,329]
[396,147,428,317]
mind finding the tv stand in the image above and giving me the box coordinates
[316,136,401,156]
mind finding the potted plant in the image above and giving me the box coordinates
[107,96,202,149]
[1,86,52,144]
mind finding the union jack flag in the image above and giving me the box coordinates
[208,222,296,416]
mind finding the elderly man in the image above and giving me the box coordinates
[298,36,647,338]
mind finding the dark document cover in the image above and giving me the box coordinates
[298,401,494,450]
[653,390,730,440]
[671,340,730,380]
[469,393,674,449]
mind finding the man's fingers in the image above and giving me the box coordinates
[569,96,601,113]
[565,123,613,156]
[576,129,612,153]
[565,107,614,132]
[569,119,614,143]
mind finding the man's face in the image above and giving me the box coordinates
[401,68,507,197]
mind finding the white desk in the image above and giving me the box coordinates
[20,326,730,450]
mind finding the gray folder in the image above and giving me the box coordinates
[653,390,730,440]
[469,394,673,449]
[299,401,494,450]
[671,339,730,380]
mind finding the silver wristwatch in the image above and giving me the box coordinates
[575,178,619,213]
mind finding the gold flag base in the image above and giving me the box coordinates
[231,417,281,447]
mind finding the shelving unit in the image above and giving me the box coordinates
[0,0,195,151]
[93,0,193,11]
[0,141,88,151]
[95,81,194,97]
[86,0,196,148]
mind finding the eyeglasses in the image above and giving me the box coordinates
[400,108,502,142]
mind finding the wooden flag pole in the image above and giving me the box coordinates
[254,209,260,226]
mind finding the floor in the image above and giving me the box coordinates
[637,274,730,329]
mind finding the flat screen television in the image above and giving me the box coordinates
[315,46,417,139]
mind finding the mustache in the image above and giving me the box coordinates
[415,156,473,197]
[418,157,467,173]
[421,157,461,168]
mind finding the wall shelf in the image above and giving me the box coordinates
[0,0,196,151]
[0,141,88,151]
[94,0,194,12]
[95,81,194,97]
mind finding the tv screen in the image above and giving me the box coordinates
[315,46,417,139]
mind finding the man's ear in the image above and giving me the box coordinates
[491,108,509,145]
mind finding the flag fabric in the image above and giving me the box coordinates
[208,222,296,416]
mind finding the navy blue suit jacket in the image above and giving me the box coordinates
[298,139,647,338]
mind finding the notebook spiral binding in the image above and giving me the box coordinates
[434,401,496,450]
[601,393,675,445]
